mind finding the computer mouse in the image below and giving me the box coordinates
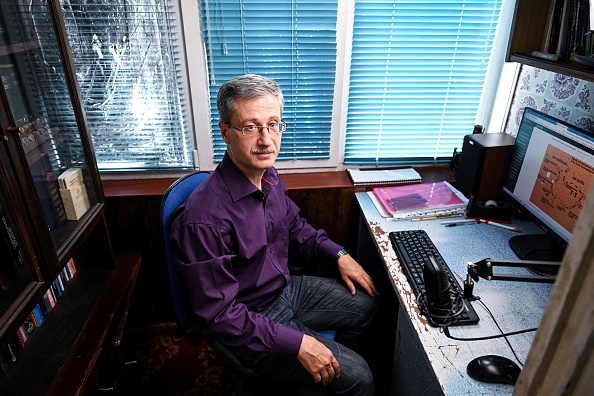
[466,355,521,385]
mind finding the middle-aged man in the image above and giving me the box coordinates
[170,74,380,395]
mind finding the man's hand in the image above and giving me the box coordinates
[297,334,340,385]
[337,254,380,297]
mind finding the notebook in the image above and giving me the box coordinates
[347,168,422,185]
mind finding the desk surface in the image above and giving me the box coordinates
[356,192,555,395]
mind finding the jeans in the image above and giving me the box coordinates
[235,275,379,396]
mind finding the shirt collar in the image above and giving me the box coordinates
[219,152,279,201]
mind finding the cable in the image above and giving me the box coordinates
[442,299,536,366]
[417,283,467,326]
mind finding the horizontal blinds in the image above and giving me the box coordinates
[60,0,193,171]
[201,0,338,161]
[345,0,502,165]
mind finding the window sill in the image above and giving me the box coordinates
[101,166,454,198]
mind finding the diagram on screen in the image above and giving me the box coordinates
[529,144,594,233]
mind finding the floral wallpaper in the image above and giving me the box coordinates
[505,65,594,137]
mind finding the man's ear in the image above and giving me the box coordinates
[219,121,230,144]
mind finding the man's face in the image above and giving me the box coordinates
[220,94,282,178]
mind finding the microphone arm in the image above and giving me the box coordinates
[467,258,560,284]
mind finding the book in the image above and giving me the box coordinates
[347,168,422,185]
[543,0,565,53]
[58,167,83,189]
[30,156,67,229]
[67,257,77,277]
[372,181,468,219]
[32,304,44,327]
[60,184,90,220]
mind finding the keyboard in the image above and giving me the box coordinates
[389,229,479,327]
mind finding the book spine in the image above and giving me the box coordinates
[30,155,67,229]
[16,325,27,348]
[67,258,77,276]
[45,288,56,309]
[32,304,44,326]
[546,0,565,54]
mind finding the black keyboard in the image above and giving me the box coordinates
[389,229,479,327]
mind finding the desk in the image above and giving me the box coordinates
[355,192,555,395]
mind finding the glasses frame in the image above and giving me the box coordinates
[226,120,287,136]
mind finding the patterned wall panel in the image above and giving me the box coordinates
[506,65,594,136]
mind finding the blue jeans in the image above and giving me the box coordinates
[235,275,379,396]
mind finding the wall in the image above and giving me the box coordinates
[505,65,594,136]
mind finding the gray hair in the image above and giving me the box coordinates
[216,74,284,124]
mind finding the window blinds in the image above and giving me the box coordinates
[345,0,502,165]
[200,0,338,162]
[60,0,193,171]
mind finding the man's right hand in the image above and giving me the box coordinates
[297,334,340,385]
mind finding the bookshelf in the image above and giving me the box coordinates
[0,0,140,394]
[508,0,594,83]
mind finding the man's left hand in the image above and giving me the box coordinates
[337,254,379,297]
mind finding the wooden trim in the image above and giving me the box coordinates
[514,187,594,394]
[101,166,454,198]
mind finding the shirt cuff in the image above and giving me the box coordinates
[272,325,304,356]
[319,239,343,261]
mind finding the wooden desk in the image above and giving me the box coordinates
[355,192,554,395]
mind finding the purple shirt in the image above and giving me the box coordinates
[169,153,342,357]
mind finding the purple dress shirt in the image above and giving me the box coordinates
[170,153,343,357]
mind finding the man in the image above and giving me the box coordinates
[170,74,379,395]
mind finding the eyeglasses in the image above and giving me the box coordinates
[226,121,287,136]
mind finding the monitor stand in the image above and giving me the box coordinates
[508,234,565,275]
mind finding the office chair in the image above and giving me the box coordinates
[161,172,336,381]
[161,171,260,378]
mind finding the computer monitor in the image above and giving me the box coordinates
[502,107,594,263]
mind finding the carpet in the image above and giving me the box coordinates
[124,322,256,396]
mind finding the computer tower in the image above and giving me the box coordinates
[455,133,516,200]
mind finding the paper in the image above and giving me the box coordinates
[347,168,422,185]
[372,181,468,219]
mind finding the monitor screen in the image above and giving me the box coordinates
[502,108,594,262]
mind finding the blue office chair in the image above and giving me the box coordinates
[162,171,262,378]
[161,172,335,379]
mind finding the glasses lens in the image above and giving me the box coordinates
[242,125,258,136]
[240,122,286,136]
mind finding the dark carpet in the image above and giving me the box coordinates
[121,321,392,395]
[123,322,255,395]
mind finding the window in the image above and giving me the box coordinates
[345,0,504,165]
[60,0,193,172]
[55,0,510,172]
[199,0,339,162]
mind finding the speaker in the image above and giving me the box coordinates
[455,133,516,200]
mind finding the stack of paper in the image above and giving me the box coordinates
[370,181,468,219]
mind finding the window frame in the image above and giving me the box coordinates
[183,0,517,174]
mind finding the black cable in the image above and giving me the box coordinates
[442,299,537,366]
[417,284,467,326]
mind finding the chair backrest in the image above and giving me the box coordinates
[161,172,210,331]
